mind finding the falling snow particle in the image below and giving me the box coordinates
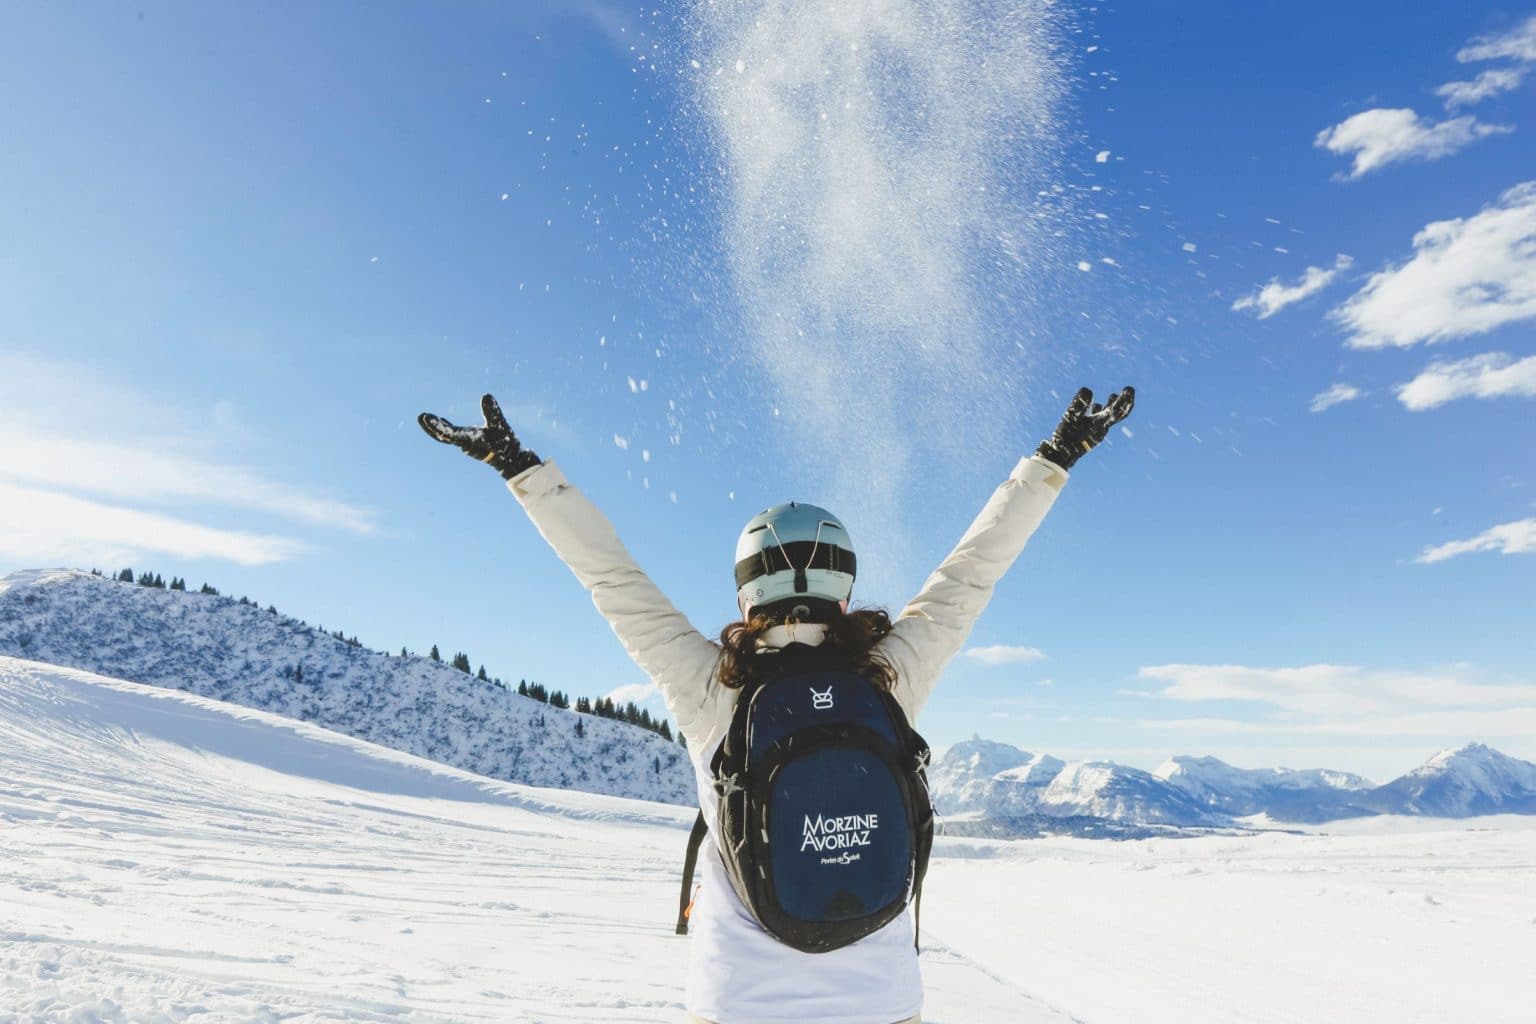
[613,434,629,450]
[1077,261,1092,272]
[1121,426,1134,439]
[641,449,651,462]
[1095,150,1110,163]
[735,59,746,74]
[627,377,638,393]
[1182,242,1197,253]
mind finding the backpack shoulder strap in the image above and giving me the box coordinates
[676,809,709,935]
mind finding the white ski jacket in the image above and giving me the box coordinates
[508,453,1068,1024]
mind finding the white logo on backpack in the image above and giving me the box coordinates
[801,812,878,853]
[810,686,834,710]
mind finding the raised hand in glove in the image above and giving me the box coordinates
[1035,386,1135,471]
[418,394,542,481]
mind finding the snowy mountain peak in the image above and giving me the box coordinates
[1038,760,1227,826]
[1367,743,1536,817]
[1155,754,1374,822]
[994,751,1068,785]
[1421,741,1508,773]
[942,735,1042,776]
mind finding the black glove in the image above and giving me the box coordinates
[418,394,542,481]
[1035,386,1135,470]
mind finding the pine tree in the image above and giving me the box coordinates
[659,720,672,742]
[477,665,489,682]
[119,568,134,582]
[200,583,219,595]
[575,718,585,738]
[550,691,569,710]
[518,680,529,697]
[429,645,442,663]
[451,652,471,673]
[400,647,409,658]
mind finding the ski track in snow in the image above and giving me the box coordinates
[3,655,1535,1022]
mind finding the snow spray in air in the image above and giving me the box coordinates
[685,0,1071,592]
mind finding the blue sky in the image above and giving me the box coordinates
[2,1,1533,780]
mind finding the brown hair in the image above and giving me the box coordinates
[715,604,898,692]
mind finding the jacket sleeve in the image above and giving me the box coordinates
[507,460,724,742]
[879,454,1069,721]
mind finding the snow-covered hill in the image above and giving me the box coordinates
[0,568,693,804]
[1156,755,1375,822]
[5,655,1534,1023]
[1366,743,1536,817]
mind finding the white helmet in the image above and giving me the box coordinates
[734,501,856,615]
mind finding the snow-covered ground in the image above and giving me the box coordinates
[4,655,1534,1023]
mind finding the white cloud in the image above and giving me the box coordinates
[1397,352,1536,410]
[0,484,303,567]
[1308,383,1363,412]
[1436,67,1527,109]
[0,352,378,574]
[1456,15,1536,64]
[1332,182,1536,348]
[603,681,661,705]
[1138,662,1536,718]
[1313,108,1511,179]
[1232,254,1353,318]
[1416,518,1536,564]
[0,432,378,535]
[1141,708,1536,739]
[962,644,1047,666]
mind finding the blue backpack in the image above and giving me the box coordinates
[676,646,934,953]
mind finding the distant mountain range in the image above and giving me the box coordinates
[930,736,1536,836]
[0,569,693,805]
[6,567,1535,836]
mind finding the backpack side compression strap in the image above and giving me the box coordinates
[676,810,709,935]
